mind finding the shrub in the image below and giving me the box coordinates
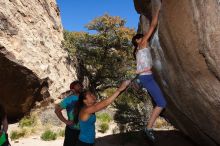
[113,87,153,132]
[19,115,37,128]
[97,113,112,123]
[10,129,27,140]
[41,130,57,141]
[98,123,109,133]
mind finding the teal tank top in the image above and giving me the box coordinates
[79,114,96,144]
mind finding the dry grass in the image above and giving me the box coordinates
[10,106,66,141]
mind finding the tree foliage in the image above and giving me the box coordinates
[64,14,135,93]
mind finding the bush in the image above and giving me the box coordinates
[19,115,37,128]
[10,129,26,140]
[113,87,153,132]
[99,123,109,133]
[41,130,57,141]
[97,113,112,123]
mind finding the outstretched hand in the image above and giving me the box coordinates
[118,80,131,92]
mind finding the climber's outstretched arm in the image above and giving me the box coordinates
[140,8,160,47]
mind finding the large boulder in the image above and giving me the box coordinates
[0,0,77,122]
[133,0,220,146]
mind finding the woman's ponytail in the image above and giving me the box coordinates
[73,91,86,124]
[132,34,144,60]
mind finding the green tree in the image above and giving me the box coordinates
[64,14,135,93]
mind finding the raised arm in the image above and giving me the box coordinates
[85,80,130,114]
[140,8,160,46]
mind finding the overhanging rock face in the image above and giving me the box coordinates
[0,47,45,122]
[0,0,77,122]
[133,0,220,145]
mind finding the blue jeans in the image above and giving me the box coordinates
[139,74,167,108]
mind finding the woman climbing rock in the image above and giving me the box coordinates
[131,0,167,142]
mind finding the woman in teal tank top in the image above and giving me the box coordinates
[75,80,130,146]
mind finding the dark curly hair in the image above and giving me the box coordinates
[132,34,144,60]
[69,80,83,90]
[73,90,90,124]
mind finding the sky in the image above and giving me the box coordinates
[56,0,139,32]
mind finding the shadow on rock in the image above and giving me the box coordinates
[96,130,197,146]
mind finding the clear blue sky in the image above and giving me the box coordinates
[56,0,139,32]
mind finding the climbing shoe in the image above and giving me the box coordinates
[144,128,156,142]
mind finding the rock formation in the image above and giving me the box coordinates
[0,0,77,122]
[133,0,220,145]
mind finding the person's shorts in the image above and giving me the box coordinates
[138,74,167,108]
